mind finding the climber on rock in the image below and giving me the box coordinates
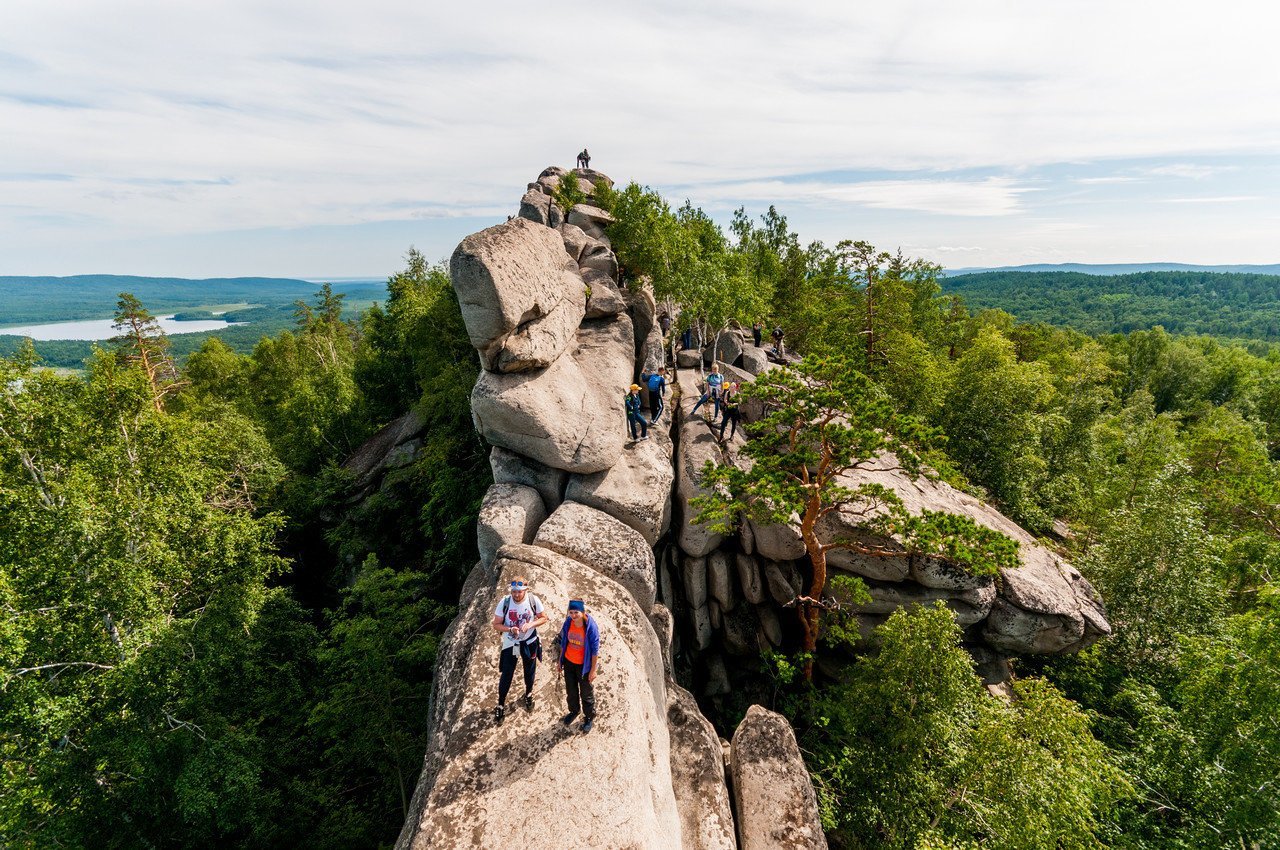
[752,320,764,348]
[625,384,649,441]
[691,363,725,420]
[646,366,668,423]
[491,577,547,725]
[558,599,600,733]
[719,382,742,442]
[771,325,785,358]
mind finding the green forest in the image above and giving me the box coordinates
[944,269,1280,338]
[3,180,1279,848]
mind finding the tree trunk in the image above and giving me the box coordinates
[798,492,825,680]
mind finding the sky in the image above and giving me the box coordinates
[2,1,1279,279]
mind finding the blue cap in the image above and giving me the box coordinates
[568,599,585,613]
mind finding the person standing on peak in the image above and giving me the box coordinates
[625,384,649,441]
[646,366,668,423]
[558,599,601,733]
[491,578,548,725]
[581,148,590,169]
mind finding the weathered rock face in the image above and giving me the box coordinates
[397,545,680,849]
[565,422,674,545]
[675,369,726,556]
[471,315,633,473]
[667,685,738,850]
[451,217,586,373]
[475,482,546,570]
[731,706,827,850]
[489,445,567,513]
[533,500,657,611]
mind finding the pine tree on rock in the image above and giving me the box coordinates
[692,355,1020,678]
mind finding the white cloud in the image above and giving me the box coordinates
[1145,164,1236,179]
[1,1,1279,273]
[687,177,1033,217]
[1163,196,1261,204]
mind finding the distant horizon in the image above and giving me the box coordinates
[8,261,1280,285]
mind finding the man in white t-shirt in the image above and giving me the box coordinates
[490,577,548,724]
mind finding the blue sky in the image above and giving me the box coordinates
[2,1,1278,279]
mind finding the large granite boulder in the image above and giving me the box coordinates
[834,454,1110,653]
[748,516,806,562]
[571,167,615,194]
[567,203,616,240]
[340,408,426,494]
[533,500,657,611]
[667,684,739,850]
[451,217,586,373]
[565,420,674,544]
[397,545,680,850]
[518,189,551,226]
[471,315,633,473]
[476,482,546,570]
[730,706,827,850]
[489,445,567,513]
[739,345,771,375]
[675,369,726,556]
[708,329,747,368]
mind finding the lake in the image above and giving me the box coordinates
[0,315,245,341]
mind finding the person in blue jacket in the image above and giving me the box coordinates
[646,366,668,422]
[558,599,601,733]
[625,384,649,440]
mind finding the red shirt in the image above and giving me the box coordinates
[564,620,586,665]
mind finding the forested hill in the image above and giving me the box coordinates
[0,275,323,325]
[942,270,1280,338]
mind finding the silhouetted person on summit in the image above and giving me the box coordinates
[577,148,591,169]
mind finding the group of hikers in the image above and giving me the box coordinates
[492,578,600,733]
[575,148,591,169]
[625,318,785,444]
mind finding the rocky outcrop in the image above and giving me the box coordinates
[533,500,657,611]
[401,166,748,850]
[470,315,633,473]
[731,706,827,850]
[668,359,1110,683]
[398,545,680,849]
[565,421,674,545]
[475,482,546,570]
[451,217,586,373]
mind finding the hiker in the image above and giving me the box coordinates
[719,382,742,441]
[576,148,590,169]
[646,366,668,422]
[680,327,693,351]
[491,578,548,724]
[752,320,763,348]
[659,312,673,336]
[691,363,725,418]
[625,384,649,440]
[558,598,600,733]
[771,325,785,357]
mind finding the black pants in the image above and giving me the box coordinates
[498,642,537,705]
[562,661,596,719]
[719,408,741,441]
[650,392,664,421]
[753,329,762,347]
